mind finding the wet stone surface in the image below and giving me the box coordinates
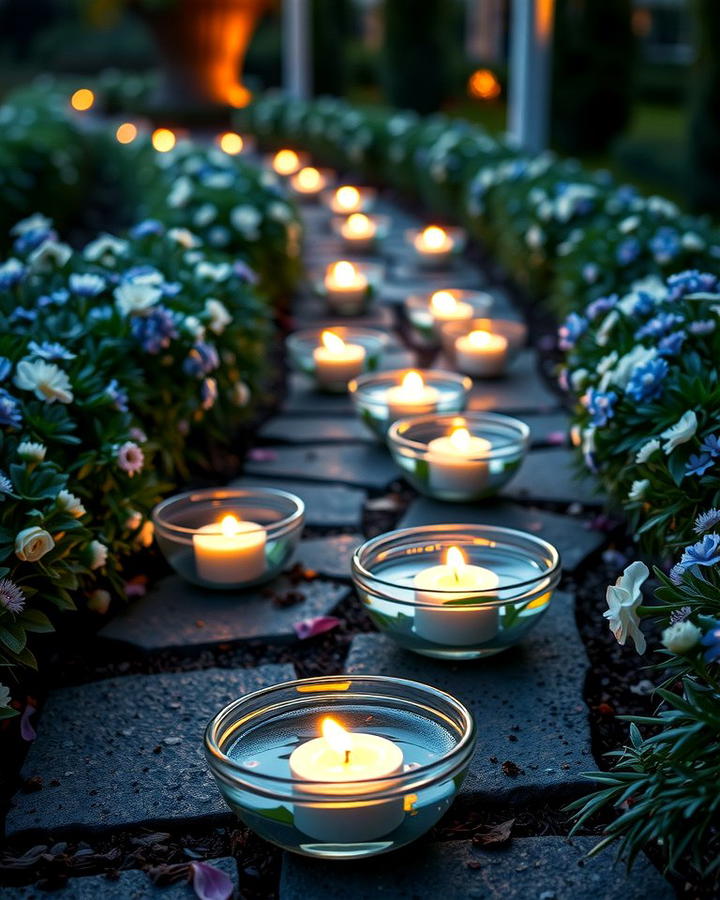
[230,477,365,529]
[500,448,604,507]
[290,534,363,582]
[466,350,563,414]
[99,575,349,653]
[258,416,373,444]
[344,596,593,803]
[280,837,672,900]
[6,665,295,837]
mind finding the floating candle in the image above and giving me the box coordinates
[429,291,474,325]
[333,186,362,213]
[426,425,492,495]
[291,166,327,197]
[455,329,509,377]
[324,261,369,314]
[385,371,440,420]
[193,514,266,585]
[339,213,378,252]
[413,226,454,267]
[313,330,367,388]
[272,149,301,176]
[413,546,499,645]
[289,716,405,842]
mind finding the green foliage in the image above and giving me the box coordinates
[687,0,720,213]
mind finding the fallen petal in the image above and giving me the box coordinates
[20,704,36,742]
[293,616,341,640]
[248,448,277,462]
[190,861,233,900]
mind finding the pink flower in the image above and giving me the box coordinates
[117,441,144,476]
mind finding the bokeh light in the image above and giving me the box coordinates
[218,132,244,154]
[152,128,176,153]
[70,88,95,111]
[467,69,501,101]
[115,122,138,145]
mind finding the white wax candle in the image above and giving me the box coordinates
[313,330,367,388]
[323,261,369,313]
[429,291,474,326]
[193,514,266,585]
[339,213,378,252]
[413,226,454,267]
[385,371,440,420]
[455,329,509,377]
[331,185,363,214]
[426,427,492,495]
[289,717,405,842]
[272,149,301,176]
[291,166,327,197]
[413,546,499,645]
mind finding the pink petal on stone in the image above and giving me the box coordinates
[546,430,567,446]
[293,616,341,640]
[20,704,36,742]
[248,448,277,462]
[190,861,234,900]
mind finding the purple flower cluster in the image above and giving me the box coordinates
[583,388,618,427]
[666,270,719,302]
[686,434,720,478]
[626,357,668,403]
[183,342,220,378]
[616,237,641,266]
[558,312,588,351]
[649,227,680,264]
[130,306,178,354]
[635,312,684,340]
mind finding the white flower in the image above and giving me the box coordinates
[17,441,46,462]
[581,427,596,457]
[661,620,702,654]
[28,239,72,270]
[268,202,292,224]
[114,282,161,316]
[88,540,108,570]
[14,359,73,404]
[603,561,649,654]
[595,311,619,346]
[661,411,697,454]
[569,368,589,391]
[231,380,250,407]
[15,526,55,562]
[127,268,164,286]
[0,682,10,708]
[597,351,618,376]
[610,346,657,390]
[183,316,205,341]
[125,510,143,531]
[11,213,52,236]
[69,272,105,295]
[635,439,660,464]
[0,258,24,281]
[204,298,231,335]
[193,203,217,228]
[167,176,192,208]
[628,479,649,501]
[202,172,234,190]
[618,215,640,234]
[56,489,85,518]
[83,234,129,264]
[682,232,705,252]
[525,225,544,249]
[195,261,232,282]
[167,228,200,249]
[230,205,262,238]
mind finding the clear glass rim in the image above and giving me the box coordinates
[286,326,388,354]
[152,487,305,538]
[404,289,495,312]
[441,316,528,344]
[387,412,530,459]
[348,369,472,411]
[204,674,476,801]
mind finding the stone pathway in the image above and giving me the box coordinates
[1,170,669,898]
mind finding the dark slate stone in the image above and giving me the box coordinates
[291,299,396,332]
[467,350,562,414]
[7,858,238,899]
[379,346,418,369]
[243,444,398,491]
[280,837,672,900]
[500,448,604,507]
[290,533,363,581]
[398,497,605,573]
[6,665,295,837]
[259,415,372,444]
[282,374,355,415]
[520,411,571,448]
[230,476,365,528]
[99,575,349,653]
[344,595,592,803]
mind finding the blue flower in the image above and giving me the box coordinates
[233,260,258,284]
[129,219,164,239]
[27,340,76,361]
[586,295,617,321]
[0,471,12,498]
[658,330,686,356]
[582,263,599,285]
[10,306,36,324]
[69,273,106,297]
[0,389,22,428]
[700,621,720,663]
[695,509,720,534]
[13,227,53,254]
[689,319,716,336]
[635,312,684,340]
[666,270,719,302]
[679,533,720,571]
[616,237,641,266]
[558,312,588,351]
[130,306,178,354]
[105,379,128,412]
[0,358,11,381]
[649,227,680,264]
[686,453,714,477]
[701,434,720,458]
[583,388,618,427]
[183,341,220,378]
[0,259,25,289]
[632,291,657,317]
[626,358,668,403]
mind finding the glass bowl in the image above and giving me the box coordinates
[352,524,561,660]
[404,226,466,270]
[440,317,528,377]
[286,326,388,392]
[204,674,476,859]
[387,412,530,501]
[152,487,304,590]
[348,369,472,440]
[313,261,386,316]
[404,290,496,346]
[329,214,392,254]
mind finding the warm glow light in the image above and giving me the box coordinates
[449,427,472,453]
[296,167,322,191]
[446,546,466,580]
[321,330,346,354]
[422,226,447,250]
[218,132,243,154]
[220,514,242,537]
[115,122,138,144]
[152,128,176,153]
[335,185,361,211]
[468,330,493,348]
[228,84,252,109]
[331,261,358,286]
[401,371,424,395]
[70,88,94,111]
[468,69,502,101]
[346,213,371,236]
[322,717,353,760]
[430,291,458,314]
[273,149,300,175]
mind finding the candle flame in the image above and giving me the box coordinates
[322,717,353,762]
[400,370,425,395]
[336,185,361,210]
[422,226,447,250]
[449,427,472,453]
[273,149,300,175]
[468,330,493,348]
[296,167,321,190]
[330,260,357,286]
[446,545,466,581]
[321,330,346,353]
[220,514,241,537]
[430,290,457,314]
[346,213,371,236]
[152,128,176,153]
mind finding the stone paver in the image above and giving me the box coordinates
[291,298,395,332]
[345,594,592,802]
[520,411,570,447]
[398,497,605,573]
[244,444,398,491]
[280,837,671,900]
[7,858,238,899]
[99,575,349,653]
[259,415,372,444]
[467,350,562,414]
[501,448,603,507]
[230,476,365,528]
[6,664,295,837]
[290,533,363,581]
[282,375,354,415]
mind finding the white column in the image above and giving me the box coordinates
[283,0,311,100]
[508,0,554,153]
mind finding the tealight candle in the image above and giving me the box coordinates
[455,329,509,377]
[413,226,454,268]
[385,371,440,420]
[429,290,474,326]
[272,149,301,176]
[324,261,369,314]
[289,717,405,842]
[193,514,266,584]
[313,330,367,388]
[291,166,327,198]
[331,185,362,214]
[339,213,378,252]
[426,426,492,495]
[413,546,499,645]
